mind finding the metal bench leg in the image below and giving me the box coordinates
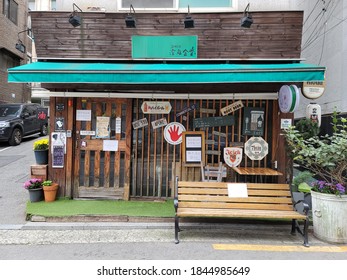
[303,218,310,247]
[291,219,296,235]
[175,216,179,244]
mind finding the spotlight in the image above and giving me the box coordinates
[241,3,253,28]
[125,4,136,28]
[69,3,82,27]
[184,5,194,28]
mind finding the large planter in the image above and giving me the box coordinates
[311,191,347,243]
[34,149,49,165]
[28,188,44,202]
[43,183,59,202]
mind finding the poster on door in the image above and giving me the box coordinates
[96,116,110,138]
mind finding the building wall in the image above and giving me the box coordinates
[0,0,31,103]
[297,0,347,117]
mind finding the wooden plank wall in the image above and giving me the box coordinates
[30,11,303,59]
[131,98,278,199]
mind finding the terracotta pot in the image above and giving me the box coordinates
[43,183,59,202]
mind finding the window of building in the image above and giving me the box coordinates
[0,50,20,72]
[3,0,18,24]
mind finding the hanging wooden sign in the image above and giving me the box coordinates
[176,104,198,118]
[152,118,167,129]
[132,118,148,129]
[141,101,172,114]
[220,100,244,116]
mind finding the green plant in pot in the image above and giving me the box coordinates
[42,180,59,202]
[285,110,347,243]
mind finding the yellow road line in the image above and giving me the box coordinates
[213,244,347,252]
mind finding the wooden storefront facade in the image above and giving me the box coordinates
[8,10,325,200]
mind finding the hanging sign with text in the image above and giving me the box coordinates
[193,116,235,129]
[141,101,172,114]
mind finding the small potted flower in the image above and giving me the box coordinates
[33,138,49,165]
[23,178,44,202]
[42,180,59,202]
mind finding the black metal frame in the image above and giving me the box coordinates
[174,176,180,244]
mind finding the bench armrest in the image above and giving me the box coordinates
[294,200,310,216]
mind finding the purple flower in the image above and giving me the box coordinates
[23,178,43,190]
[311,181,346,196]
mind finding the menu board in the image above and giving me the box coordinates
[181,131,205,166]
[52,145,64,168]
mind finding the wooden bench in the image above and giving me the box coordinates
[174,176,310,246]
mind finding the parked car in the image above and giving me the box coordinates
[0,103,48,146]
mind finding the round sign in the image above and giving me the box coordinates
[302,81,325,99]
[278,85,293,113]
[244,137,268,160]
[289,85,300,113]
[164,122,186,145]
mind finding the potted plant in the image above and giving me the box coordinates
[23,178,44,202]
[42,180,59,202]
[33,138,49,165]
[285,110,347,243]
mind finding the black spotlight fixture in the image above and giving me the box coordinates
[69,3,83,27]
[184,5,194,28]
[240,3,253,28]
[15,28,32,54]
[125,4,136,28]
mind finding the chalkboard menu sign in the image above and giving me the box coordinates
[52,145,64,168]
[182,131,205,166]
[193,116,235,129]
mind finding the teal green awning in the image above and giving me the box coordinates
[8,62,325,84]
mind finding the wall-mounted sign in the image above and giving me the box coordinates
[51,132,66,154]
[52,145,64,168]
[212,131,227,138]
[103,140,118,152]
[224,147,243,167]
[182,131,205,165]
[199,108,216,114]
[220,100,244,116]
[115,117,121,134]
[132,118,148,129]
[141,101,172,114]
[164,122,186,145]
[96,116,110,138]
[176,104,198,118]
[80,130,96,136]
[56,104,64,111]
[303,81,325,99]
[193,116,235,129]
[152,118,167,129]
[281,119,292,130]
[76,110,91,121]
[132,35,197,59]
[243,107,265,136]
[55,117,65,131]
[245,137,268,160]
[306,103,321,127]
[278,85,300,113]
[206,150,221,155]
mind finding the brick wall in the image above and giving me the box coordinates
[0,0,31,103]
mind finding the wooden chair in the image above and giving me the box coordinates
[201,162,224,182]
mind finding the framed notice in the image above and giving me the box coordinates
[96,116,110,139]
[182,131,205,166]
[52,145,64,168]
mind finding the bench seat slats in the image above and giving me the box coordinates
[178,188,291,197]
[178,194,293,204]
[177,208,306,220]
[178,182,290,190]
[179,201,294,211]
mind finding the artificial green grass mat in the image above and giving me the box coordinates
[26,199,175,217]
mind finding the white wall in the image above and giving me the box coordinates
[297,0,347,117]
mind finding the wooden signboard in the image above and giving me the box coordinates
[181,131,205,166]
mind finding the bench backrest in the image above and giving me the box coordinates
[175,178,295,211]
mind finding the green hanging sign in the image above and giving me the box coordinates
[132,35,198,59]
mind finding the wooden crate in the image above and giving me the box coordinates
[30,164,48,181]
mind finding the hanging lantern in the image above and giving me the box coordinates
[306,103,321,127]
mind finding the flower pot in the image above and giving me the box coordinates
[28,188,44,202]
[43,183,59,202]
[34,149,48,165]
[311,191,347,243]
